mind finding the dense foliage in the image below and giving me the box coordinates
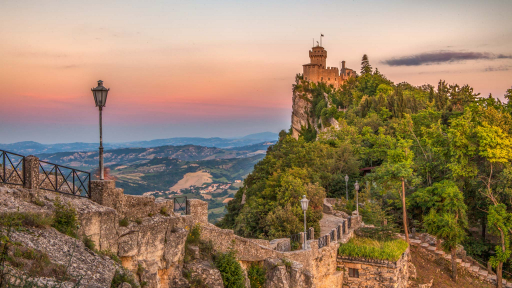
[220,55,512,280]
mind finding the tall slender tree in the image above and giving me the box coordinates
[360,54,373,75]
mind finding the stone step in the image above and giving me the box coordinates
[455,258,462,264]
[410,239,421,246]
[435,250,445,256]
[488,275,497,281]
[478,270,489,277]
[469,266,480,273]
[443,255,451,260]
[427,246,436,252]
[420,243,429,248]
[462,262,471,268]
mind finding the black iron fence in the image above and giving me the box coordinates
[318,234,329,248]
[307,229,312,240]
[290,233,302,250]
[173,196,188,214]
[337,225,341,239]
[348,216,352,229]
[0,149,25,186]
[38,160,91,198]
[342,220,346,234]
[330,229,335,242]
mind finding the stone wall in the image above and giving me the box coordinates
[90,180,174,220]
[337,248,410,288]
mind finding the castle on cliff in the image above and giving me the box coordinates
[302,44,355,88]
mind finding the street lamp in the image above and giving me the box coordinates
[354,181,359,215]
[300,195,309,250]
[344,174,349,200]
[91,80,109,180]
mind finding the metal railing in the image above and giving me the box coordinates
[348,216,352,229]
[318,234,329,248]
[330,229,335,242]
[337,225,341,239]
[173,196,188,214]
[342,220,346,234]
[307,229,312,240]
[290,233,302,250]
[0,150,25,186]
[38,160,91,198]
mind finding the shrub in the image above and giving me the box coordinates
[160,207,168,216]
[97,250,121,264]
[111,269,139,288]
[83,235,95,251]
[186,224,201,246]
[338,236,408,262]
[52,197,78,238]
[214,249,245,288]
[119,217,129,227]
[135,218,142,225]
[248,262,266,288]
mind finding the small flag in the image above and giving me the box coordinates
[321,34,324,37]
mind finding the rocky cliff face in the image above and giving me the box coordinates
[290,89,340,140]
[0,186,192,287]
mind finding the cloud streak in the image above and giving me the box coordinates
[382,51,512,66]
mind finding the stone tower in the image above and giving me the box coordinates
[309,46,327,68]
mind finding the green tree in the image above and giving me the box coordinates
[360,54,372,75]
[418,180,467,282]
[487,204,512,288]
[373,138,416,242]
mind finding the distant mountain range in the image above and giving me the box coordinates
[0,132,279,155]
[34,141,275,171]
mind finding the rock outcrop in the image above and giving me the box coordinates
[291,89,340,140]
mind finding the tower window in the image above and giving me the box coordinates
[328,78,330,80]
[349,268,359,278]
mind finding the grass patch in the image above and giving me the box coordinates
[135,218,142,225]
[338,236,408,262]
[0,212,53,229]
[160,207,168,216]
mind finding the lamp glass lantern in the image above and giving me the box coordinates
[344,174,349,200]
[300,195,309,212]
[91,80,109,108]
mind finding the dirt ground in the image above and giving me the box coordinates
[410,245,492,288]
[169,171,212,191]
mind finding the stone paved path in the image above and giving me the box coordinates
[319,213,344,236]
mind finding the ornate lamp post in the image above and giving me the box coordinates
[300,195,309,250]
[354,181,359,215]
[344,174,349,200]
[91,80,109,180]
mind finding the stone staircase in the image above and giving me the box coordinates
[407,237,512,287]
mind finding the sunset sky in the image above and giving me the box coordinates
[1,0,511,143]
